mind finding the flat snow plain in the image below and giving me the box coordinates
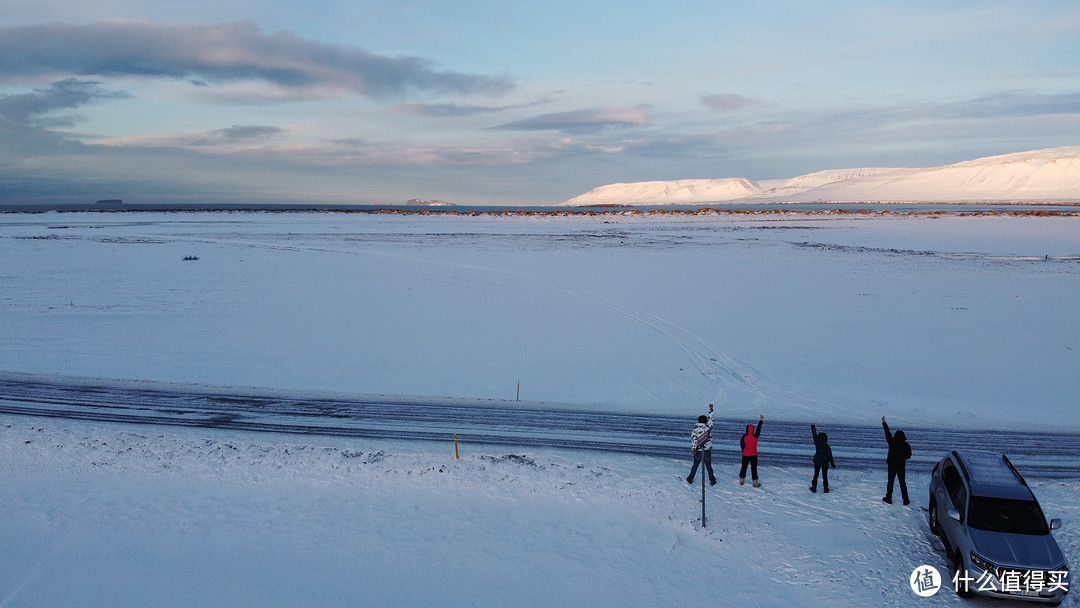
[1,210,1077,607]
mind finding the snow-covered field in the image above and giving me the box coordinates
[1,210,1078,606]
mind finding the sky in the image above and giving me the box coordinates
[1,1,1078,206]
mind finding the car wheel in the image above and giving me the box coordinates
[953,550,973,598]
[929,499,941,535]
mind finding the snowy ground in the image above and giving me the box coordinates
[1,210,1077,606]
[2,416,1077,607]
[1,210,1077,430]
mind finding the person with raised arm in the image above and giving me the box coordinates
[686,404,716,486]
[810,423,836,493]
[739,415,764,487]
[881,416,911,505]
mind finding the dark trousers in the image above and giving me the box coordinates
[689,450,715,483]
[886,464,908,502]
[739,455,759,480]
[812,465,829,490]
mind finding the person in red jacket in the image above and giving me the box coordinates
[739,415,764,487]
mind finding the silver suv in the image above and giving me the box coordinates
[929,450,1070,604]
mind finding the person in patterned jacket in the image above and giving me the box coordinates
[686,404,716,486]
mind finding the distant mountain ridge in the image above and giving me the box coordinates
[562,146,1080,205]
[562,178,760,205]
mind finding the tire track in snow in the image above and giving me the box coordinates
[555,284,867,420]
[273,236,850,419]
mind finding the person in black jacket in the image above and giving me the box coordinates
[810,423,836,493]
[882,416,911,505]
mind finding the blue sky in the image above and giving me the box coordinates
[1,0,1078,205]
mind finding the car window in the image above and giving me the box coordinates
[967,497,1050,535]
[942,462,966,511]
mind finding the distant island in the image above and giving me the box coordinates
[405,199,456,207]
[95,199,123,206]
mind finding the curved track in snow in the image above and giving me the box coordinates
[1,373,1077,478]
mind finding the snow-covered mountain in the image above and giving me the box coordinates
[763,168,905,195]
[562,146,1080,205]
[562,178,761,205]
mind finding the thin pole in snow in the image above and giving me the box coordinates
[516,381,520,401]
[701,468,707,527]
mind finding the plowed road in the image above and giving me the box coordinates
[2,374,1076,478]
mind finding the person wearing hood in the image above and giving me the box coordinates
[882,416,912,505]
[739,415,764,487]
[810,423,836,493]
[686,404,716,486]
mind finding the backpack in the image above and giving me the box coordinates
[693,428,711,451]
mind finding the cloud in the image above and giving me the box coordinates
[217,125,284,140]
[388,96,556,118]
[618,134,721,158]
[768,89,1080,138]
[933,90,1080,119]
[494,107,650,132]
[331,137,367,147]
[96,124,290,150]
[389,102,510,117]
[0,21,513,99]
[0,78,129,129]
[700,93,760,112]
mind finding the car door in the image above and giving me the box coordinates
[938,460,968,551]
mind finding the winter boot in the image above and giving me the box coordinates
[686,476,694,485]
[753,480,761,488]
[810,484,817,493]
[739,477,745,486]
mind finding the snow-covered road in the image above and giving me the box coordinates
[3,373,1076,478]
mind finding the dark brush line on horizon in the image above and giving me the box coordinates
[2,202,1079,216]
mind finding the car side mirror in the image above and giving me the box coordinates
[1049,518,1062,530]
[947,508,961,523]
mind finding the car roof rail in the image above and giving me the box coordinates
[952,450,970,481]
[1001,454,1028,486]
